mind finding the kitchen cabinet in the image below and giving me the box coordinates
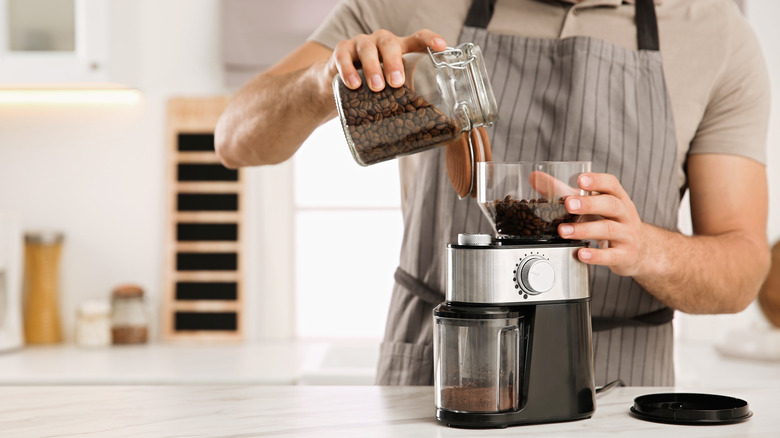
[0,0,136,86]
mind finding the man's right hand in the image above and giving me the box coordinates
[326,29,448,92]
[216,29,446,168]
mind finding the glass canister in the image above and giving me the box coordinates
[23,231,64,344]
[333,42,498,166]
[75,299,111,348]
[434,303,524,413]
[110,284,149,344]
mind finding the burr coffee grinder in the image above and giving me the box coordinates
[434,161,596,428]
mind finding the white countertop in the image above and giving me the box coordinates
[0,384,776,437]
[0,338,777,387]
[0,340,381,385]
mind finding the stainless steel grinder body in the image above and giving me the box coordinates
[434,234,596,428]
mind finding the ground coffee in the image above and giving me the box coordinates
[440,386,516,412]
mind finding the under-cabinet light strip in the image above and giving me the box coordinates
[0,89,141,105]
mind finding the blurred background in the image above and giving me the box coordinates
[0,0,778,386]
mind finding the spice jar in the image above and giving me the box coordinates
[75,300,111,348]
[333,42,498,167]
[23,231,64,344]
[110,284,149,344]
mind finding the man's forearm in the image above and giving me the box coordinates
[215,63,336,168]
[634,223,769,314]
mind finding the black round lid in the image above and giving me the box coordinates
[630,393,752,425]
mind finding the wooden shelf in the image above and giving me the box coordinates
[174,212,241,223]
[176,151,223,163]
[163,97,245,342]
[176,182,242,193]
[174,271,240,282]
[175,241,239,253]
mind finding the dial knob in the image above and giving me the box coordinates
[518,256,555,295]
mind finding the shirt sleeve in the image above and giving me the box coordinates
[688,5,770,165]
[308,0,414,50]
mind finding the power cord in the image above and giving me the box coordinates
[595,379,625,395]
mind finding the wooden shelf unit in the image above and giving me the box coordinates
[163,97,244,341]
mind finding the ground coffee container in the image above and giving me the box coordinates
[333,42,498,167]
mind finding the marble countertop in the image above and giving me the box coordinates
[0,340,380,385]
[0,338,777,387]
[0,384,776,437]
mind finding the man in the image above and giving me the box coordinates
[215,0,770,386]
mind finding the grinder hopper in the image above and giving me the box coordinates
[476,161,591,241]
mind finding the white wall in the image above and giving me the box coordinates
[675,0,780,342]
[0,0,229,341]
[0,0,778,345]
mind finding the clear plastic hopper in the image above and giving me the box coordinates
[476,161,592,241]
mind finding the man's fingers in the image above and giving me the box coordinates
[401,29,447,53]
[565,193,626,220]
[579,173,630,201]
[334,29,447,91]
[333,40,361,89]
[355,35,385,91]
[577,247,622,266]
[376,32,405,88]
[558,219,626,242]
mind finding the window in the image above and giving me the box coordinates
[293,119,403,339]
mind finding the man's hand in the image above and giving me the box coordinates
[328,29,448,92]
[556,173,645,277]
[555,155,769,315]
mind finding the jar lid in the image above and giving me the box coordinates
[24,230,64,245]
[446,127,492,199]
[630,393,752,425]
[112,283,145,298]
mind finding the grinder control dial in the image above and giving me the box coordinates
[517,256,555,295]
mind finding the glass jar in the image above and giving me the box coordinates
[75,299,111,348]
[23,231,64,344]
[110,284,148,344]
[333,42,498,166]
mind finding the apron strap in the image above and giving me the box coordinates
[464,0,497,28]
[592,306,674,332]
[463,0,660,51]
[394,267,446,305]
[636,0,660,51]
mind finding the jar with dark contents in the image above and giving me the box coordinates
[110,284,149,344]
[333,42,498,166]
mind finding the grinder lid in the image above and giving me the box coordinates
[630,393,752,425]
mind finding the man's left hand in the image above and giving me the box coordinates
[557,173,646,277]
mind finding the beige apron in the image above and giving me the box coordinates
[376,0,678,387]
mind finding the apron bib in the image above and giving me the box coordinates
[377,0,680,387]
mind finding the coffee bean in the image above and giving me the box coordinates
[484,197,577,239]
[337,80,462,165]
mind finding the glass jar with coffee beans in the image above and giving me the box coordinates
[333,42,498,166]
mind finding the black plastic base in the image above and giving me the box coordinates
[437,408,593,429]
[435,301,596,429]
